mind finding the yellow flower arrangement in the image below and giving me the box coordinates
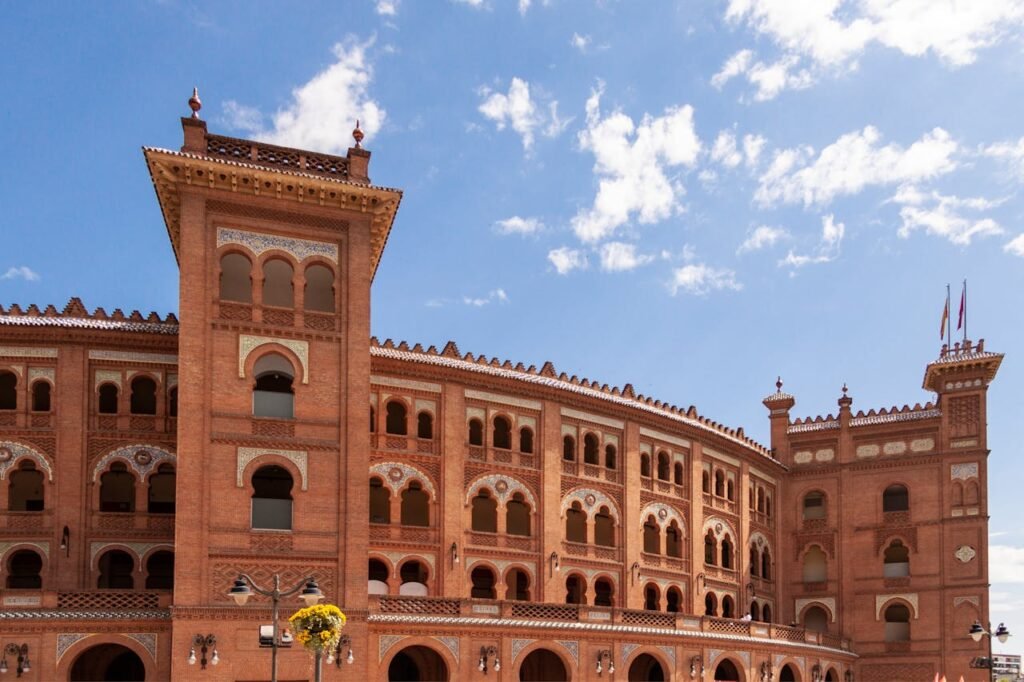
[288,603,347,655]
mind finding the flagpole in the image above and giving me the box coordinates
[963,279,967,345]
[947,284,952,346]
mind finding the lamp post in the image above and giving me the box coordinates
[228,573,324,682]
[0,645,30,677]
[969,620,1011,681]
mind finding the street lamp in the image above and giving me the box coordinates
[0,645,29,677]
[228,573,324,682]
[968,620,1011,681]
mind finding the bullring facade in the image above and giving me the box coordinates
[0,102,1002,681]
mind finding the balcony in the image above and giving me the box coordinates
[0,510,54,532]
[368,523,439,544]
[90,512,175,536]
[90,415,172,434]
[465,531,538,553]
[561,540,620,563]
[641,552,690,574]
[560,460,620,483]
[468,445,535,469]
[374,434,437,455]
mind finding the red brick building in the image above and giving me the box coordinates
[0,104,1002,681]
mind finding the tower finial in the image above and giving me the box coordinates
[188,87,202,119]
[841,382,848,396]
[776,376,783,392]
[352,120,364,148]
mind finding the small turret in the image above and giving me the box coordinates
[763,377,795,461]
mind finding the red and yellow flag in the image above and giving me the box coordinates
[940,295,949,340]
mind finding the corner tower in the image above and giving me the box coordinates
[145,92,401,680]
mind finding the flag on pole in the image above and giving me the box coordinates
[957,281,966,331]
[940,292,950,340]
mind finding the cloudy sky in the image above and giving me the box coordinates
[2,0,1023,651]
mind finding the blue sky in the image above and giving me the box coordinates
[2,0,1023,651]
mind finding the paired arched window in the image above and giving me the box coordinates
[883,540,910,577]
[564,574,586,605]
[657,451,670,481]
[130,377,157,415]
[470,566,496,599]
[252,354,295,419]
[145,551,174,590]
[97,550,134,589]
[704,531,717,565]
[0,371,17,410]
[31,381,50,412]
[368,558,389,595]
[385,401,407,435]
[562,436,576,462]
[704,592,717,616]
[493,417,512,450]
[593,577,614,607]
[803,546,828,583]
[666,521,682,557]
[400,482,429,527]
[8,462,44,511]
[304,264,335,312]
[6,550,42,589]
[262,258,294,308]
[507,493,531,536]
[750,544,772,580]
[803,605,829,632]
[714,470,725,497]
[604,444,616,469]
[643,516,660,554]
[640,453,651,478]
[645,584,660,611]
[250,465,293,530]
[666,586,682,613]
[702,470,710,494]
[519,427,534,453]
[468,419,483,446]
[583,434,599,465]
[471,490,498,533]
[673,462,684,485]
[721,536,734,569]
[369,477,390,523]
[803,491,826,520]
[100,463,135,513]
[506,568,530,601]
[721,595,735,618]
[147,464,175,514]
[98,384,119,414]
[565,501,586,543]
[594,506,615,547]
[884,603,911,641]
[399,560,428,596]
[883,484,909,512]
[220,253,253,303]
[417,412,433,439]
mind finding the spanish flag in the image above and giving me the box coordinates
[940,291,950,340]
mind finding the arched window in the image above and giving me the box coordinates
[604,444,616,469]
[468,419,483,446]
[562,435,576,461]
[750,546,760,577]
[883,484,909,512]
[673,462,684,485]
[657,451,670,481]
[417,412,433,440]
[565,501,586,543]
[593,578,613,607]
[147,464,175,514]
[471,490,498,533]
[100,462,136,513]
[220,252,253,303]
[0,371,16,410]
[493,417,512,449]
[704,592,717,616]
[583,433,599,465]
[765,494,772,518]
[304,264,335,312]
[385,401,407,435]
[506,492,531,536]
[640,453,651,478]
[762,604,772,623]
[565,575,585,605]
[952,481,964,506]
[252,354,295,419]
[168,386,178,418]
[704,531,717,565]
[519,427,533,454]
[506,568,530,601]
[399,561,428,596]
[470,566,497,599]
[714,470,725,497]
[262,258,294,308]
[666,587,682,613]
[369,477,390,523]
[756,488,765,513]
[702,470,710,494]
[883,540,910,577]
[884,603,911,641]
[368,559,389,595]
[251,465,293,530]
[97,550,134,589]
[721,535,734,570]
[400,481,429,527]
[370,406,375,432]
[750,602,761,621]
[965,480,980,506]
[129,377,157,415]
[98,384,119,414]
[31,381,50,412]
[594,506,615,546]
[8,461,44,512]
[803,546,828,583]
[722,595,735,618]
[145,551,174,590]
[803,491,826,520]
[643,516,660,554]
[761,549,771,580]
[645,584,660,611]
[6,550,42,589]
[726,479,735,501]
[666,521,682,558]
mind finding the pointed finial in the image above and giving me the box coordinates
[352,119,364,148]
[776,376,783,392]
[841,382,848,396]
[188,87,202,119]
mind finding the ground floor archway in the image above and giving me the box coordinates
[779,663,800,681]
[387,645,449,681]
[714,658,742,681]
[628,652,666,681]
[519,648,569,681]
[69,643,145,681]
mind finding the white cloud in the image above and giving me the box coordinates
[571,82,701,243]
[983,136,1024,182]
[221,38,385,154]
[519,0,530,14]
[599,242,655,272]
[756,126,959,207]
[494,216,544,235]
[452,0,485,6]
[991,545,1024,584]
[571,32,591,52]
[375,0,398,16]
[711,131,743,168]
[893,185,1004,245]
[738,225,789,253]
[779,214,845,267]
[548,247,588,274]
[743,134,767,167]
[478,77,566,151]
[1,266,40,282]
[669,263,742,296]
[1005,233,1024,256]
[719,0,1024,98]
[463,289,509,306]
